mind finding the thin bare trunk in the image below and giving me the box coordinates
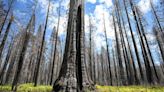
[34,0,50,86]
[103,14,113,85]
[0,0,14,35]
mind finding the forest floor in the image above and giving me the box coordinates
[96,85,164,92]
[0,83,164,92]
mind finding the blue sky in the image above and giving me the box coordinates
[2,0,162,62]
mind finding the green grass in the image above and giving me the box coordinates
[0,85,11,92]
[0,83,52,92]
[96,85,164,92]
[0,84,164,92]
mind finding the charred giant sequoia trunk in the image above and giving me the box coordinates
[53,0,94,92]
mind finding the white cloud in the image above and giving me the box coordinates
[48,0,69,36]
[137,0,158,14]
[58,15,68,36]
[85,14,89,34]
[48,15,68,36]
[94,4,115,39]
[146,33,156,41]
[87,0,97,4]
[84,4,115,50]
[61,0,70,9]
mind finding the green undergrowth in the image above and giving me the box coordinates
[96,85,164,92]
[0,83,164,92]
[0,85,11,92]
[0,83,52,92]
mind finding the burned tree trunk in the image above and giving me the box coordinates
[124,0,145,83]
[12,14,35,90]
[0,15,13,60]
[34,0,50,86]
[129,0,154,84]
[102,14,113,86]
[4,38,21,84]
[136,7,160,83]
[150,0,164,37]
[120,6,139,84]
[114,0,133,85]
[53,0,94,92]
[112,12,125,85]
[50,0,61,85]
[88,15,93,83]
[11,31,30,90]
[0,38,14,84]
[0,0,14,35]
[153,27,164,62]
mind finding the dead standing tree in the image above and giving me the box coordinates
[0,15,14,61]
[50,0,62,85]
[12,13,35,90]
[34,0,50,86]
[102,13,113,86]
[0,0,14,35]
[53,0,94,92]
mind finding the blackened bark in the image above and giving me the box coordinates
[12,13,35,90]
[34,0,50,86]
[12,31,30,90]
[112,13,124,85]
[0,0,14,35]
[0,38,14,84]
[50,1,61,85]
[76,6,82,90]
[129,1,153,83]
[114,0,132,85]
[5,39,20,84]
[150,0,164,37]
[120,10,140,84]
[153,28,164,62]
[53,0,94,91]
[100,51,105,85]
[103,14,112,86]
[88,16,93,83]
[0,15,13,60]
[112,48,118,86]
[136,8,159,83]
[124,0,145,82]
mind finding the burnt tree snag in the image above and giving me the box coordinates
[53,0,94,92]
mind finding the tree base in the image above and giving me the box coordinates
[53,77,95,92]
[82,83,95,92]
[53,76,77,92]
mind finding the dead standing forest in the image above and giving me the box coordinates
[0,0,164,92]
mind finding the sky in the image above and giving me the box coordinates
[2,0,162,62]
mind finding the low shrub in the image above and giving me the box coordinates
[96,85,164,92]
[0,83,52,92]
